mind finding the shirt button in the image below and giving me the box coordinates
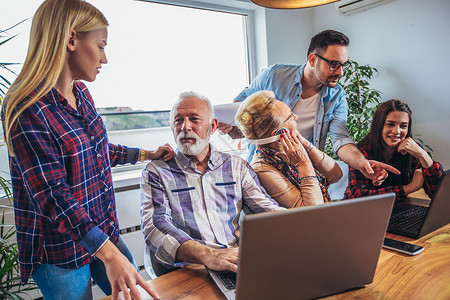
[91,136,95,140]
[97,154,102,158]
[100,169,104,175]
[105,188,108,192]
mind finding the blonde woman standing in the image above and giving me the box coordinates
[2,1,172,299]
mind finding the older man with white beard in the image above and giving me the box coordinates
[140,91,283,276]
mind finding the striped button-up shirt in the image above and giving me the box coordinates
[5,81,139,283]
[141,147,282,269]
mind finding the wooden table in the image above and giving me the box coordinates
[102,223,450,300]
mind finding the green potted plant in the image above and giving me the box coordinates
[340,59,382,144]
[324,59,382,159]
[1,20,39,300]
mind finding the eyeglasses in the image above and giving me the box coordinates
[315,54,351,72]
[273,113,296,135]
[282,113,295,124]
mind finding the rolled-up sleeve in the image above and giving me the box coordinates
[108,143,139,166]
[328,94,354,154]
[79,226,109,256]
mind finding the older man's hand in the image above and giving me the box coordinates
[204,247,239,273]
[177,240,238,273]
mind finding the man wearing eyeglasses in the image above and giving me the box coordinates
[221,29,399,185]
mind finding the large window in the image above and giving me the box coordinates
[1,0,253,171]
[1,0,251,122]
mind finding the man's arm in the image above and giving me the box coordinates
[345,162,408,201]
[217,122,244,138]
[337,144,400,183]
[176,240,238,272]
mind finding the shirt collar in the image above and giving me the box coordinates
[294,64,305,86]
[44,87,65,106]
[175,144,221,172]
[45,82,85,107]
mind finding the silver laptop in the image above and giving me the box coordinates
[387,169,450,238]
[208,193,395,300]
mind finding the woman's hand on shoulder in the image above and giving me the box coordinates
[149,143,175,161]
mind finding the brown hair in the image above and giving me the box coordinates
[307,29,349,57]
[359,99,414,179]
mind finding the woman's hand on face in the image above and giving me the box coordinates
[397,137,434,168]
[290,131,309,149]
[276,131,311,168]
[397,137,424,157]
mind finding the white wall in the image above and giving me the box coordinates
[313,0,450,168]
[251,0,450,168]
[264,8,314,65]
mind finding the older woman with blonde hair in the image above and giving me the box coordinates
[235,90,342,207]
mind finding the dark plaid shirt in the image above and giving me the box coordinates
[344,144,443,201]
[5,82,139,283]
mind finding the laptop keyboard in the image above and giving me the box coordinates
[389,206,428,230]
[216,271,237,290]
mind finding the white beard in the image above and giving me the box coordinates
[176,127,211,156]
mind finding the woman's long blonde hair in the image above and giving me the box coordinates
[3,0,108,156]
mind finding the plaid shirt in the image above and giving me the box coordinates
[5,82,139,283]
[140,147,283,269]
[344,144,443,201]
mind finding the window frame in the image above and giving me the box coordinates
[137,0,258,83]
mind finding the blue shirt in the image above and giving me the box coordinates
[140,146,282,269]
[235,64,354,157]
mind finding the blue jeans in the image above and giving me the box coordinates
[32,236,138,300]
